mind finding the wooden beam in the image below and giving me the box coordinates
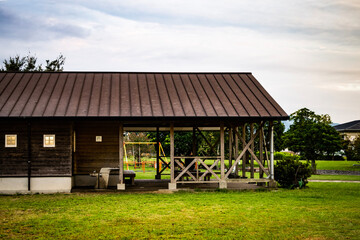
[241,124,246,178]
[119,123,124,185]
[234,123,269,176]
[174,158,197,181]
[250,123,254,178]
[226,122,269,179]
[220,123,225,180]
[156,126,160,179]
[170,123,175,183]
[235,126,239,176]
[259,125,264,178]
[229,127,233,171]
[198,158,221,181]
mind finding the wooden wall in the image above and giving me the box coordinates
[74,121,119,174]
[0,119,72,177]
[0,120,28,176]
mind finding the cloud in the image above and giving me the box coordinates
[0,0,359,123]
[0,6,90,41]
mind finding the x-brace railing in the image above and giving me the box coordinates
[225,122,270,179]
[174,156,221,182]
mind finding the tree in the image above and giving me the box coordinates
[1,53,65,72]
[284,108,342,174]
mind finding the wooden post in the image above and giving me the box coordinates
[228,127,233,172]
[270,121,274,180]
[156,126,160,179]
[235,126,239,177]
[242,124,246,178]
[250,123,254,178]
[192,127,197,155]
[168,123,176,190]
[117,123,125,190]
[259,125,264,178]
[219,123,227,188]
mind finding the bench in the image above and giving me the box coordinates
[90,168,136,189]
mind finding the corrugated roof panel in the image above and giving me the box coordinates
[32,73,59,116]
[87,73,102,116]
[99,73,111,116]
[109,73,120,116]
[129,73,141,117]
[77,73,94,116]
[0,73,24,113]
[66,73,85,116]
[137,73,152,117]
[43,73,68,116]
[54,73,76,116]
[0,72,288,119]
[171,74,195,116]
[20,73,49,117]
[180,74,206,116]
[163,74,185,117]
[213,74,248,116]
[3,73,32,117]
[120,73,131,116]
[232,74,270,116]
[188,74,217,117]
[147,73,163,116]
[155,73,174,117]
[247,74,287,116]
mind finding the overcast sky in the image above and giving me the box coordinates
[1,0,359,123]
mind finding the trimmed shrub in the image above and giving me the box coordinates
[274,152,301,161]
[274,159,312,189]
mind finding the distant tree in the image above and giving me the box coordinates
[284,108,342,174]
[343,137,360,160]
[1,53,65,72]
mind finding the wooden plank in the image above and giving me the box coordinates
[229,127,233,169]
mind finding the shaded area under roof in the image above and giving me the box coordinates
[334,120,360,131]
[0,72,288,120]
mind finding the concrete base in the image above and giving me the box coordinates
[268,180,277,188]
[219,181,228,189]
[117,183,126,190]
[0,177,72,194]
[168,182,177,190]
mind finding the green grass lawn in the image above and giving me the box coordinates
[314,160,360,171]
[309,175,360,181]
[1,182,359,239]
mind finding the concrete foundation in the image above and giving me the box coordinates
[0,177,72,194]
[219,181,227,189]
[168,182,177,190]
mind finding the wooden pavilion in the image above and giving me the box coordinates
[0,72,288,193]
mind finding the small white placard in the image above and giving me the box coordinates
[96,136,102,142]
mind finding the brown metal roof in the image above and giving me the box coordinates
[0,72,288,119]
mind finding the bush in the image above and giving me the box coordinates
[274,152,300,161]
[274,159,312,189]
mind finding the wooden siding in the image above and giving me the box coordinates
[74,121,119,174]
[0,119,72,177]
[0,120,28,176]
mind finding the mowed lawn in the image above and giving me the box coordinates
[1,182,359,239]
